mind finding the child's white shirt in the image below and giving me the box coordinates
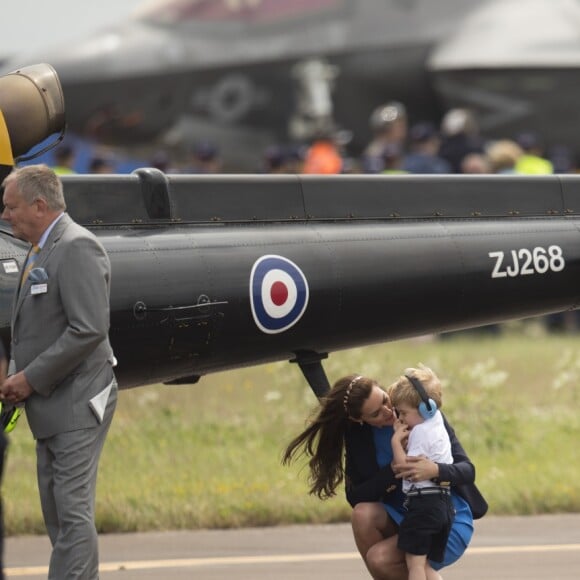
[403,410,453,493]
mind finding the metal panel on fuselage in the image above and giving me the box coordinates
[97,213,580,387]
[1,173,577,387]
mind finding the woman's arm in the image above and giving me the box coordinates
[392,414,476,485]
[344,423,399,506]
[345,464,399,506]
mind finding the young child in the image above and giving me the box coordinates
[390,365,455,580]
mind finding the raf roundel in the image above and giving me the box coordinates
[250,255,309,334]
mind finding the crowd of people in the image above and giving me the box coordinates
[48,100,576,178]
[295,102,573,178]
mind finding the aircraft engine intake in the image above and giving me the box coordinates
[0,63,65,171]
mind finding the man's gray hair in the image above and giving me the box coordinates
[4,164,66,211]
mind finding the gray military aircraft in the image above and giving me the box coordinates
[0,0,488,169]
[429,0,580,154]
[0,64,579,398]
[3,0,579,169]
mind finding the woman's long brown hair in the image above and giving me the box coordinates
[282,374,376,499]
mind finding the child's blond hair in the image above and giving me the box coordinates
[388,363,443,410]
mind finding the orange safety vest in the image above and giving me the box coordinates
[302,141,343,174]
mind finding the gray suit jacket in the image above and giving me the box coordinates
[10,213,117,439]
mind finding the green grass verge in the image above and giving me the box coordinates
[4,325,580,535]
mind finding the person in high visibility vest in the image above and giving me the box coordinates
[51,144,77,175]
[302,137,344,174]
[514,132,554,175]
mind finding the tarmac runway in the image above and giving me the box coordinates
[5,513,580,579]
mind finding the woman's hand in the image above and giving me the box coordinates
[393,455,440,483]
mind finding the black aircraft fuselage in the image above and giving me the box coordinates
[1,171,578,392]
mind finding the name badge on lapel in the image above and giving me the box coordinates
[31,284,48,295]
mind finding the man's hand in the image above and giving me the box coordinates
[1,371,33,404]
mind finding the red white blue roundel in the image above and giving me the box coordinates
[250,255,309,334]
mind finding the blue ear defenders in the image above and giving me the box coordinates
[405,374,437,420]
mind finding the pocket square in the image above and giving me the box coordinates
[28,267,48,283]
[88,380,114,423]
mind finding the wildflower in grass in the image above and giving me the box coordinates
[136,389,160,406]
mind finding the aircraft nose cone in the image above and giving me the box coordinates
[0,22,191,144]
[1,20,187,83]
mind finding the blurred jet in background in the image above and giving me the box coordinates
[2,0,579,170]
[429,0,580,156]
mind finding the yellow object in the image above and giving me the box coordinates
[4,407,22,433]
[0,109,14,166]
[515,154,553,175]
[0,402,23,433]
[53,166,76,175]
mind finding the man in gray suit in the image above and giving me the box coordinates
[0,164,117,579]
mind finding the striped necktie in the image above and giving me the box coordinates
[21,244,41,287]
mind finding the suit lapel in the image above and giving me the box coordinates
[12,214,72,321]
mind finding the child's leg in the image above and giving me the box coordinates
[425,561,443,580]
[405,553,427,580]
